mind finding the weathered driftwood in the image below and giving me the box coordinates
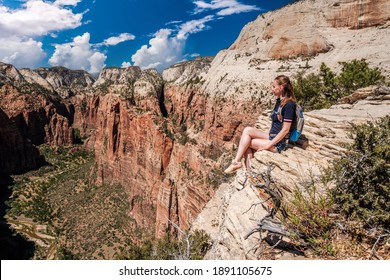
[370,233,389,260]
[244,164,289,241]
[244,215,289,240]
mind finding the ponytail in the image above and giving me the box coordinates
[275,75,296,106]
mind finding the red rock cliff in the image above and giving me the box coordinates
[0,84,74,147]
[0,63,94,147]
[71,64,221,238]
[0,107,42,175]
[325,0,390,29]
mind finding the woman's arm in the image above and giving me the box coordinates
[268,122,292,148]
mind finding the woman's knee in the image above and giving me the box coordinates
[242,127,266,139]
[242,126,255,136]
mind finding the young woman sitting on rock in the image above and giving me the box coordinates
[224,75,296,174]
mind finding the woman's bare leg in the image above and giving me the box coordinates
[243,148,254,173]
[234,127,268,163]
[250,138,277,153]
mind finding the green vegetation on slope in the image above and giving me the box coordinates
[329,116,390,231]
[293,59,386,110]
[6,145,138,259]
[283,116,390,259]
[116,229,211,260]
[6,144,211,260]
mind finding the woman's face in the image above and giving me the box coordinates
[272,80,283,97]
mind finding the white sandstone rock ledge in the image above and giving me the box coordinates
[191,181,270,260]
[191,87,390,260]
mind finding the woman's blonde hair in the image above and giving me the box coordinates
[275,75,296,106]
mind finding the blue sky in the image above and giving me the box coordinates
[0,0,295,73]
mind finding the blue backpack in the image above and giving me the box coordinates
[277,103,304,142]
[289,104,304,142]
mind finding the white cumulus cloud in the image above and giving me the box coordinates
[131,29,184,71]
[192,0,260,16]
[129,0,258,72]
[0,36,45,68]
[0,0,83,68]
[54,0,82,7]
[121,61,132,68]
[0,0,83,37]
[88,52,107,73]
[131,15,215,72]
[97,33,136,47]
[49,33,107,73]
[177,15,214,40]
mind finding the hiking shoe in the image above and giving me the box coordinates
[224,160,242,174]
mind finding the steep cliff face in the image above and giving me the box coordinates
[0,107,42,175]
[91,94,172,237]
[0,64,96,147]
[71,67,169,237]
[230,0,390,58]
[72,64,220,238]
[0,84,74,146]
[162,57,212,139]
[325,0,390,29]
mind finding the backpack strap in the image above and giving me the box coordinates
[276,102,296,140]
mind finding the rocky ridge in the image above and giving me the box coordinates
[20,66,94,98]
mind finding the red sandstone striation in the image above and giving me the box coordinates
[73,91,175,238]
[71,90,211,238]
[0,64,93,147]
[70,60,257,238]
[325,0,390,29]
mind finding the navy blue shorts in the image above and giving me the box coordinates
[269,135,287,153]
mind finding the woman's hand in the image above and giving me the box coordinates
[257,140,273,151]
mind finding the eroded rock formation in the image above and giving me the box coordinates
[19,66,94,98]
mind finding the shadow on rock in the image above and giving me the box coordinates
[265,233,305,257]
[0,175,35,260]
